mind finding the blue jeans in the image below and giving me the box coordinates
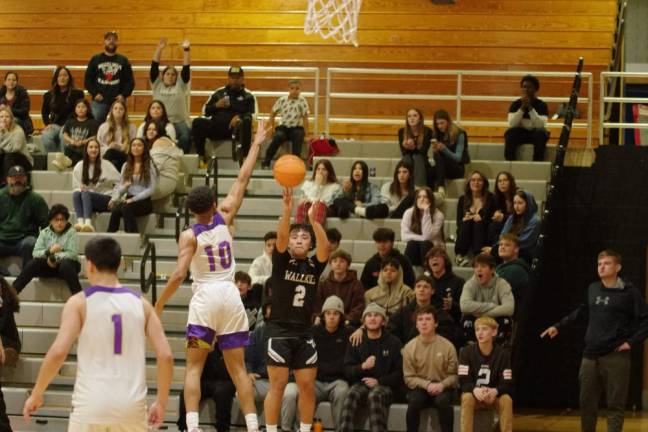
[91,100,110,124]
[72,191,111,219]
[0,236,37,271]
[41,124,64,153]
[173,121,191,154]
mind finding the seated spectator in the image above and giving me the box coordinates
[398,108,432,187]
[41,66,85,153]
[332,160,381,219]
[57,99,100,171]
[136,100,177,142]
[235,270,261,330]
[498,190,540,263]
[455,171,495,267]
[459,316,514,432]
[108,138,158,233]
[151,38,191,153]
[249,231,276,289]
[460,253,514,343]
[401,187,444,267]
[340,303,402,432]
[312,295,352,431]
[144,120,182,201]
[192,66,255,165]
[97,100,137,172]
[295,159,341,225]
[504,74,549,161]
[319,227,342,281]
[424,246,465,324]
[495,234,530,319]
[403,305,458,432]
[176,346,236,432]
[361,227,415,289]
[0,276,21,367]
[0,108,32,177]
[0,72,33,136]
[364,160,415,220]
[430,109,469,194]
[0,166,48,274]
[262,79,310,168]
[365,257,413,318]
[487,171,517,245]
[314,249,364,327]
[13,204,81,295]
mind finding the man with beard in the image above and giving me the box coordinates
[84,31,135,123]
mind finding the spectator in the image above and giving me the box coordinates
[319,227,342,282]
[460,253,514,343]
[312,295,352,431]
[151,38,192,153]
[97,100,136,172]
[332,160,381,219]
[459,316,514,432]
[495,234,530,318]
[107,138,158,233]
[12,204,81,295]
[340,303,403,432]
[262,79,310,168]
[423,246,465,325]
[295,159,341,225]
[249,231,276,288]
[84,31,135,123]
[235,271,261,330]
[57,99,100,171]
[0,166,48,274]
[403,305,458,432]
[192,66,255,165]
[487,171,517,246]
[364,160,415,220]
[365,257,413,318]
[499,190,540,263]
[144,120,182,202]
[136,100,177,142]
[0,107,32,178]
[314,249,365,326]
[401,187,444,267]
[0,276,21,367]
[361,227,415,289]
[41,66,85,153]
[504,75,549,161]
[0,71,33,137]
[398,108,432,187]
[72,139,121,232]
[430,109,469,195]
[455,171,495,267]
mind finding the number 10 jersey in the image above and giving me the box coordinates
[191,212,235,286]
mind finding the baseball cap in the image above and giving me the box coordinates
[228,66,244,77]
[322,295,344,315]
[7,166,26,177]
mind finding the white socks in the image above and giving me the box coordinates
[186,411,199,430]
[354,206,367,217]
[266,425,278,432]
[300,422,312,432]
[245,413,259,432]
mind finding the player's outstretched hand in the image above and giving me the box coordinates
[148,400,165,429]
[282,187,293,211]
[308,200,321,225]
[252,120,268,149]
[23,392,43,422]
[540,326,559,339]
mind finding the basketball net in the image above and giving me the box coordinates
[304,0,362,47]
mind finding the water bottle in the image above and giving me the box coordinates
[313,418,323,432]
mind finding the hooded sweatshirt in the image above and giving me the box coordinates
[500,191,541,252]
[0,125,33,165]
[364,266,413,317]
[315,269,365,325]
[344,328,403,390]
[0,187,48,242]
[460,274,514,318]
[496,258,530,313]
[33,223,78,262]
[361,247,416,290]
[312,323,353,382]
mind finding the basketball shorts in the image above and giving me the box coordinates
[68,420,147,432]
[266,336,318,369]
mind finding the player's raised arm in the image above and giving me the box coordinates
[276,187,293,253]
[155,229,197,316]
[308,200,330,263]
[218,120,268,225]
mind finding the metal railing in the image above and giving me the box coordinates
[140,240,157,304]
[599,71,648,145]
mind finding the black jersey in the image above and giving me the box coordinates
[458,343,514,396]
[266,248,326,337]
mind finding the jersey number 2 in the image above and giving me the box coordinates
[293,285,306,307]
[476,368,491,387]
[111,314,122,355]
[205,241,233,271]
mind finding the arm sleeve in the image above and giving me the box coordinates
[403,344,428,390]
[398,128,407,155]
[32,231,48,259]
[149,61,159,84]
[120,60,135,98]
[348,282,366,325]
[180,64,190,84]
[360,262,373,291]
[508,110,524,128]
[2,129,26,153]
[401,255,416,288]
[365,183,382,206]
[72,164,82,191]
[400,209,426,242]
[516,217,541,251]
[426,209,444,242]
[41,92,51,125]
[249,256,270,286]
[440,132,465,163]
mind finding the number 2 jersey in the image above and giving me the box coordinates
[458,343,514,396]
[266,248,326,337]
[190,212,235,288]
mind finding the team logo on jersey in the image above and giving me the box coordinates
[503,369,513,380]
[595,296,610,305]
[382,349,390,357]
[284,270,316,285]
[458,365,469,376]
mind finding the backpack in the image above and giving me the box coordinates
[308,136,339,166]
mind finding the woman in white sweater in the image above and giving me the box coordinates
[0,107,32,179]
[295,158,341,224]
[71,138,121,232]
[144,120,182,201]
[401,186,445,267]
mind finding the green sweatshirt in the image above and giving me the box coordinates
[0,188,49,242]
[32,224,79,262]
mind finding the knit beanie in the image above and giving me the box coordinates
[322,295,345,315]
[362,302,387,321]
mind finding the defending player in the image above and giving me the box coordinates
[22,237,173,431]
[154,122,267,432]
[263,189,330,432]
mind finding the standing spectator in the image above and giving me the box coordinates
[249,231,276,289]
[495,234,530,318]
[0,276,21,367]
[504,75,549,161]
[97,100,136,172]
[424,247,465,325]
[144,120,182,202]
[398,108,432,187]
[136,100,176,142]
[319,228,342,282]
[0,71,33,137]
[262,79,310,168]
[364,160,415,220]
[487,172,517,245]
[459,316,514,432]
[332,160,381,219]
[235,271,262,331]
[12,204,81,295]
[192,66,255,165]
[364,258,413,318]
[430,109,469,195]
[0,108,32,178]
[72,138,121,232]
[498,190,540,263]
[455,171,495,267]
[295,159,341,225]
[84,31,135,123]
[41,66,85,153]
[0,166,48,274]
[403,305,458,432]
[57,99,100,170]
[340,303,403,432]
[312,295,352,431]
[107,138,157,233]
[151,38,192,153]
[401,187,444,267]
[360,227,415,290]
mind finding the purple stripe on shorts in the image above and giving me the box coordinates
[84,286,141,298]
[186,324,216,346]
[192,212,226,237]
[218,331,251,350]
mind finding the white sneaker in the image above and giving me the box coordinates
[81,221,95,232]
[73,218,84,231]
[52,152,72,170]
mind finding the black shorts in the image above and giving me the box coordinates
[266,336,318,369]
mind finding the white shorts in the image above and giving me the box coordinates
[68,419,147,432]
[186,280,250,349]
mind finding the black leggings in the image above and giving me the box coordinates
[13,257,81,294]
[365,194,415,219]
[263,125,305,163]
[108,197,152,233]
[431,152,465,189]
[455,219,488,256]
[404,240,434,267]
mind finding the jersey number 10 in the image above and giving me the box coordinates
[204,241,233,271]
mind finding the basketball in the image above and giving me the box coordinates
[273,155,306,188]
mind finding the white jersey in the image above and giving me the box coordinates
[190,212,236,287]
[71,286,147,425]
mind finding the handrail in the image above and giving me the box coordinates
[205,156,219,198]
[599,71,648,145]
[140,240,157,304]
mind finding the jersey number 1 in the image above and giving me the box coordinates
[111,314,122,355]
[205,241,233,271]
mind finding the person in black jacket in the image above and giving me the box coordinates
[541,250,648,432]
[398,108,433,188]
[340,303,403,432]
[84,31,135,123]
[41,66,85,153]
[424,246,465,324]
[360,227,415,290]
[0,71,33,136]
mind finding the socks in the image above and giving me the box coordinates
[266,425,278,432]
[186,411,199,430]
[245,413,259,432]
[354,206,367,217]
[300,422,312,432]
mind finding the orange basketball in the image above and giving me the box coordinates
[273,155,306,188]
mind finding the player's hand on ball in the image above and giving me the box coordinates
[23,392,43,422]
[282,187,293,210]
[540,326,559,339]
[148,400,165,429]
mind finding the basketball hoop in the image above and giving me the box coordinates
[304,0,362,47]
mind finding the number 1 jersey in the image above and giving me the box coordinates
[191,212,235,287]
